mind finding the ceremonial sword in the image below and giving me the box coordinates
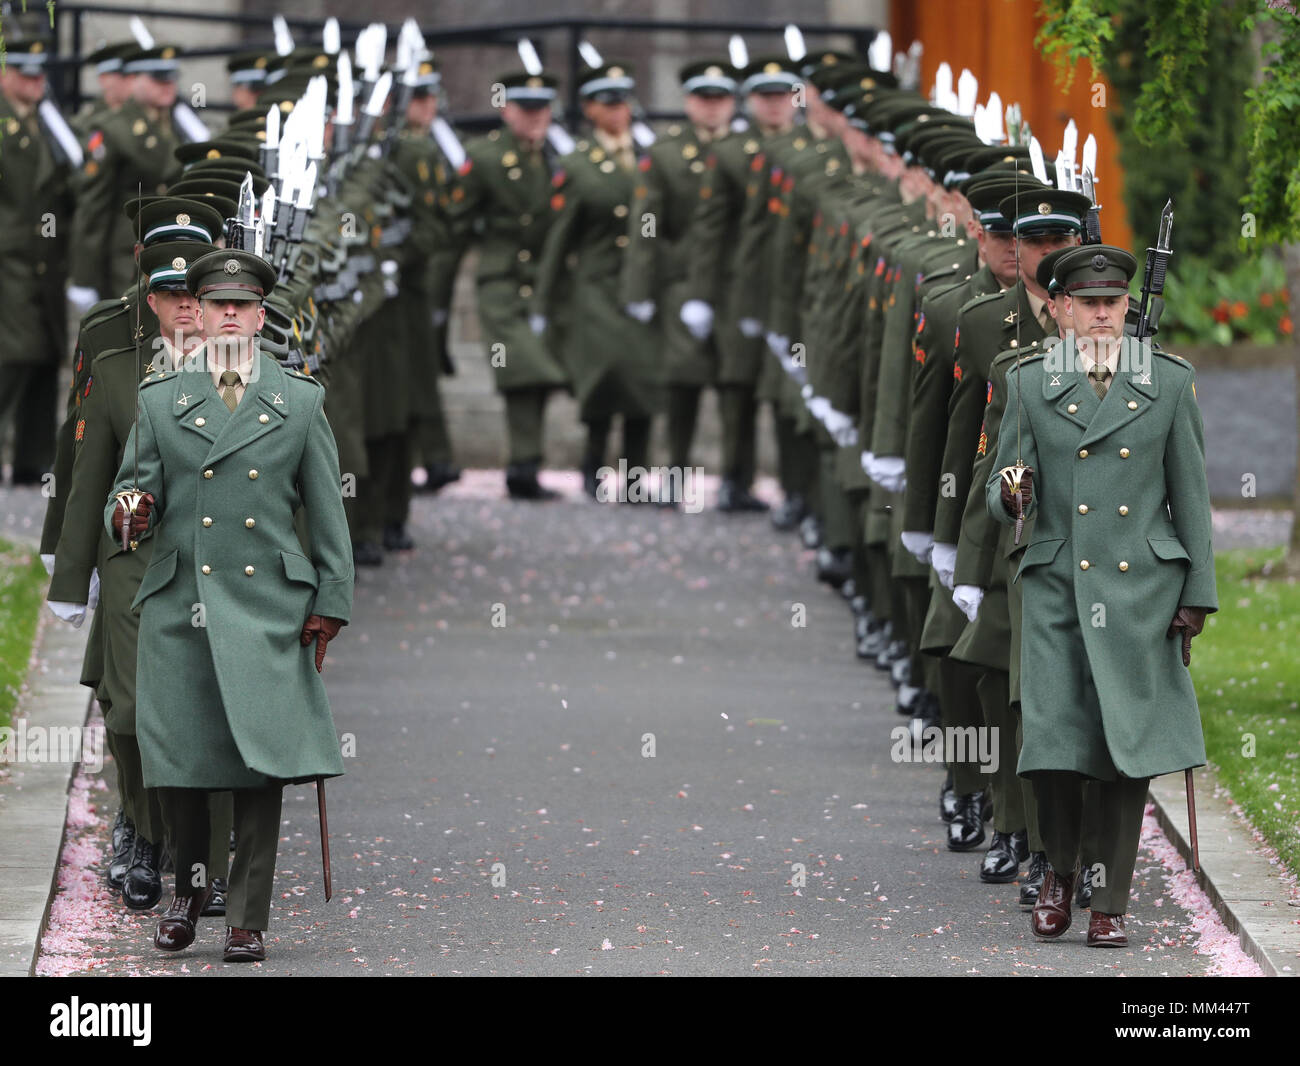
[114,182,147,552]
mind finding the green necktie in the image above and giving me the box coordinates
[1089,367,1111,399]
[220,370,241,412]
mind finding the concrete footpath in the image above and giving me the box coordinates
[1,481,1297,975]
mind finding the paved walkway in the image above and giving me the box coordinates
[14,476,1272,975]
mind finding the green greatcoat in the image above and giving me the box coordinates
[70,99,181,297]
[621,124,715,388]
[986,340,1218,781]
[448,127,569,392]
[105,353,353,789]
[533,143,660,420]
[50,344,167,732]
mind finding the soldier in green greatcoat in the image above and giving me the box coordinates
[448,70,569,500]
[107,250,353,963]
[533,63,661,499]
[69,44,186,309]
[987,245,1216,948]
[620,59,737,482]
[71,42,136,139]
[0,40,74,486]
[48,242,233,915]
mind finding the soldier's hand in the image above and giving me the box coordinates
[301,615,345,673]
[680,299,714,340]
[529,314,548,336]
[111,492,154,538]
[624,301,655,324]
[1166,606,1208,667]
[999,468,1033,516]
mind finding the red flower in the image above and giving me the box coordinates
[1211,302,1230,324]
[1260,292,1274,308]
[1230,301,1248,320]
[1281,316,1293,336]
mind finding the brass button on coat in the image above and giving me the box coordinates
[195,417,206,427]
[201,564,211,575]
[1079,560,1090,570]
[1078,449,1088,459]
[248,469,259,479]
[259,413,269,423]
[519,284,533,298]
[615,235,629,248]
[203,469,214,479]
[245,565,255,576]
[1118,505,1129,516]
[517,249,531,262]
[1127,400,1138,410]
[1067,403,1078,414]
[613,204,628,218]
[202,516,213,527]
[1077,504,1088,514]
[245,518,255,528]
[1118,561,1129,572]
[1119,448,1130,458]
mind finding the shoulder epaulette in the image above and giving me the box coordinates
[958,288,1010,316]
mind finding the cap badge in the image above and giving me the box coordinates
[176,213,191,226]
[526,76,544,88]
[1091,254,1109,271]
[764,61,782,74]
[171,256,187,270]
[1038,202,1052,214]
[224,258,241,275]
[705,65,723,78]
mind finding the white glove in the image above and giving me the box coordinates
[860,450,875,475]
[432,308,449,328]
[766,331,788,358]
[41,553,56,577]
[529,314,548,336]
[932,542,958,591]
[808,396,831,423]
[738,317,762,338]
[834,424,859,448]
[870,455,906,494]
[67,285,99,314]
[625,301,656,324]
[822,407,851,437]
[953,584,985,623]
[680,299,714,340]
[900,531,934,565]
[87,568,100,611]
[47,600,86,628]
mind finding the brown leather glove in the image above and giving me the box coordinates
[301,614,344,672]
[1166,606,1208,667]
[999,468,1033,517]
[111,492,154,540]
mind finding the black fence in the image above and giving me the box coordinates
[46,5,879,127]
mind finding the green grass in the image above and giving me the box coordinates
[0,538,49,732]
[1196,547,1300,877]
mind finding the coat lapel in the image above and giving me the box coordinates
[1077,338,1161,448]
[202,354,289,466]
[172,356,225,447]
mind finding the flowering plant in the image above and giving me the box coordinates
[1161,253,1292,346]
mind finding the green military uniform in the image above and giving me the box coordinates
[533,63,661,492]
[449,72,570,491]
[106,250,353,934]
[69,43,134,138]
[0,42,74,483]
[71,47,185,300]
[986,246,1217,919]
[621,61,737,472]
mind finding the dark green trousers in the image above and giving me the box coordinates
[977,669,1027,834]
[159,785,282,930]
[584,415,651,473]
[0,363,57,477]
[937,657,987,795]
[357,433,412,540]
[818,450,855,551]
[665,385,703,470]
[1034,772,1149,915]
[412,383,453,467]
[1013,704,1044,852]
[774,415,818,498]
[502,387,549,465]
[106,728,163,843]
[717,384,757,486]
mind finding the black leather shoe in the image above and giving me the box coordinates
[858,619,891,660]
[890,655,911,689]
[799,514,822,550]
[153,885,213,952]
[947,791,986,851]
[1020,850,1049,907]
[770,494,807,531]
[382,523,415,550]
[717,479,769,513]
[414,461,461,494]
[107,817,136,891]
[352,540,384,567]
[940,769,959,824]
[1076,863,1095,909]
[223,926,266,963]
[980,829,1029,883]
[506,462,560,501]
[111,808,128,853]
[875,637,908,672]
[816,547,853,589]
[122,838,165,910]
[839,577,856,601]
[201,877,228,917]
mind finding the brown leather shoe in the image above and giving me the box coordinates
[1031,867,1075,940]
[223,926,266,963]
[1087,910,1128,947]
[153,886,213,952]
